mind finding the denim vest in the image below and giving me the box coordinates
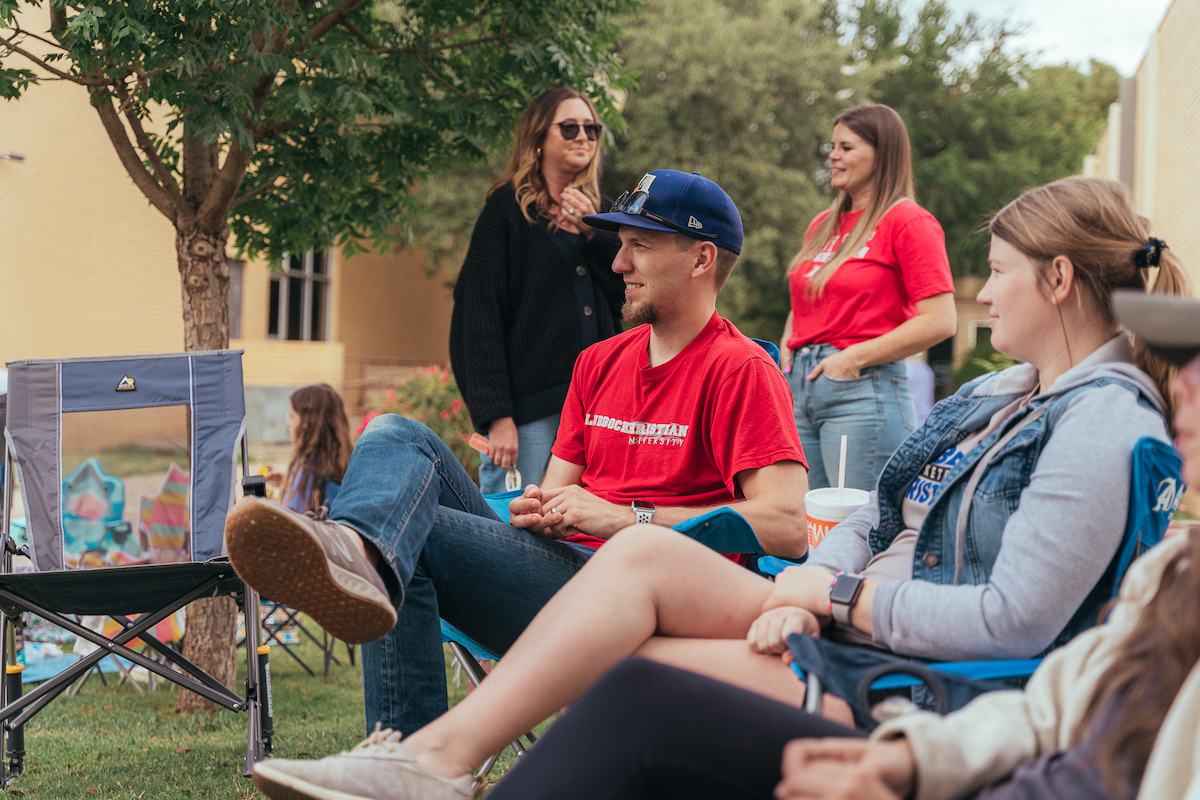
[870,373,1163,654]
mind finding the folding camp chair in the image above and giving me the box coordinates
[0,350,273,786]
[763,435,1184,722]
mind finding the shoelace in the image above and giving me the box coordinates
[303,505,331,522]
[352,722,404,753]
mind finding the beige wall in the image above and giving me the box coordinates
[1086,0,1200,295]
[337,248,455,408]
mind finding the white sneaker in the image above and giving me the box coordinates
[252,725,476,800]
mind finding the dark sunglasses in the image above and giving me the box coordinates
[609,190,717,239]
[553,121,603,141]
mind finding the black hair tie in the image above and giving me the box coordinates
[1135,237,1168,269]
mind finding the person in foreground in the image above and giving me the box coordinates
[449,87,625,493]
[483,287,1200,800]
[242,180,1182,798]
[227,169,810,794]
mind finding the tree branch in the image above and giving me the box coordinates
[428,6,494,42]
[422,34,506,54]
[0,33,110,86]
[196,140,253,229]
[414,51,477,100]
[305,0,365,48]
[89,89,181,222]
[112,82,185,203]
[230,165,287,209]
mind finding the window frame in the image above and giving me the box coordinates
[267,250,332,342]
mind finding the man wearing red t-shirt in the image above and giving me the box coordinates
[225,169,809,765]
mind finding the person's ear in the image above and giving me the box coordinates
[1046,255,1075,304]
[691,241,718,279]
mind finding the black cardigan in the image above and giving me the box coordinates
[449,186,625,432]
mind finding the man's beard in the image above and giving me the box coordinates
[622,298,658,326]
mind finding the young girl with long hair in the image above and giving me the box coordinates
[279,383,352,515]
[781,104,957,492]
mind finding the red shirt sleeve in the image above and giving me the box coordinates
[552,359,588,466]
[889,209,954,304]
[707,360,808,497]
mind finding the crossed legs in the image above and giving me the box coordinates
[400,524,809,779]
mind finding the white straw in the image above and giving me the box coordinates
[837,435,848,501]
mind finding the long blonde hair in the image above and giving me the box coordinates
[789,104,915,295]
[988,176,1189,415]
[488,87,603,228]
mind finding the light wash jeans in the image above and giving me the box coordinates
[477,412,560,495]
[327,414,593,735]
[787,344,918,492]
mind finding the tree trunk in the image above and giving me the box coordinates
[175,224,238,714]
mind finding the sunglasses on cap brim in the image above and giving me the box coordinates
[553,121,603,141]
[610,190,718,240]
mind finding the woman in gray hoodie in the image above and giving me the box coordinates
[249,178,1187,800]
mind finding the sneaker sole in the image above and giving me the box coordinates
[253,762,373,800]
[226,500,397,645]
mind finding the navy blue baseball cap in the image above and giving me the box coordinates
[582,169,744,255]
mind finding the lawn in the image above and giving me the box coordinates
[3,628,536,797]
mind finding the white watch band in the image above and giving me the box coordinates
[632,502,655,525]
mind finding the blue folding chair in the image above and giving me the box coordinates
[767,435,1183,721]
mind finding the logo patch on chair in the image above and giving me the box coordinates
[115,376,136,392]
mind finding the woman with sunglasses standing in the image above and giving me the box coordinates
[449,88,624,494]
[781,104,957,491]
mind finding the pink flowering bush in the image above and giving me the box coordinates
[359,365,480,481]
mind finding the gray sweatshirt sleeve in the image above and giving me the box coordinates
[869,385,1169,660]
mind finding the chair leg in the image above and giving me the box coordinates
[2,617,24,785]
[446,642,539,783]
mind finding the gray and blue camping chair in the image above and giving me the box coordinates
[769,435,1184,725]
[0,351,273,785]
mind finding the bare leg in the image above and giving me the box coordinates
[401,524,783,777]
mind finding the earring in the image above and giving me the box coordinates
[536,147,542,158]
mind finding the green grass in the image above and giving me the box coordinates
[62,445,191,478]
[4,632,540,797]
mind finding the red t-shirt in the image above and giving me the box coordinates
[552,312,807,551]
[786,201,953,350]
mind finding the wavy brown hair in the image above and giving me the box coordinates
[1077,530,1200,795]
[488,87,603,228]
[789,104,915,294]
[282,383,352,514]
[988,177,1188,417]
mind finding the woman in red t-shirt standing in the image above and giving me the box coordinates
[780,104,957,491]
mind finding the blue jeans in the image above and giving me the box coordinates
[787,344,917,492]
[327,414,593,735]
[477,412,560,495]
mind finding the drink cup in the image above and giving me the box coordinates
[805,487,871,551]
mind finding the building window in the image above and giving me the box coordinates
[268,250,331,341]
[967,319,991,350]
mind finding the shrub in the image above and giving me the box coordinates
[358,365,480,482]
[954,341,1019,389]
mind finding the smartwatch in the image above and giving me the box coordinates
[828,572,865,626]
[632,500,657,525]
